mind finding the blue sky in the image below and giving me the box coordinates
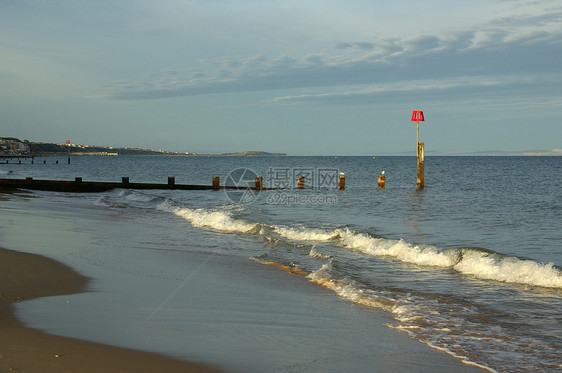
[1,0,561,155]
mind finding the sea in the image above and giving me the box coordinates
[0,155,560,372]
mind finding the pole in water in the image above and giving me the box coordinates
[338,172,345,190]
[66,139,71,164]
[411,110,425,188]
[378,170,386,188]
[212,176,220,190]
[297,176,305,189]
[417,142,424,188]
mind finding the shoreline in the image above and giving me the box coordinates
[0,190,486,372]
[0,247,223,373]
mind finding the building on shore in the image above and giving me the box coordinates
[0,138,31,155]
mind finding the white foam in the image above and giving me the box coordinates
[339,232,458,267]
[454,251,562,288]
[307,262,395,312]
[157,201,258,233]
[333,230,561,288]
[273,226,342,241]
[308,246,332,260]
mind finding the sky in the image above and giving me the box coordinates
[1,0,561,155]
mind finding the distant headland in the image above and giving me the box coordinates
[0,138,286,157]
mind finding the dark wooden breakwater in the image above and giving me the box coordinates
[0,176,281,193]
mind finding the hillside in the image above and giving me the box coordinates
[29,142,193,156]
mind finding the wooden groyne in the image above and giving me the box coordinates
[0,177,279,193]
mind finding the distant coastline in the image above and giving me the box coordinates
[0,138,286,157]
[1,137,559,157]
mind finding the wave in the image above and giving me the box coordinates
[307,260,397,312]
[94,190,165,209]
[273,226,342,241]
[254,257,558,372]
[94,195,126,209]
[249,257,309,276]
[155,200,562,289]
[453,249,562,288]
[117,189,161,203]
[157,200,259,233]
[308,245,333,260]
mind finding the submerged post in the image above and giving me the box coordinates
[212,176,220,190]
[338,173,345,190]
[66,139,71,164]
[255,176,263,190]
[411,110,425,188]
[297,176,305,189]
[168,176,175,186]
[378,171,386,188]
[417,142,425,188]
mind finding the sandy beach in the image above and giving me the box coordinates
[0,247,222,373]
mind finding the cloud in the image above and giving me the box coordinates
[101,4,562,104]
[265,73,562,105]
[336,42,375,50]
[521,149,562,156]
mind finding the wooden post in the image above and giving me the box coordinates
[255,176,263,190]
[338,175,345,190]
[75,177,82,184]
[122,177,130,185]
[416,119,424,188]
[297,176,305,189]
[417,120,420,147]
[378,174,385,188]
[168,176,175,186]
[417,142,424,188]
[411,110,425,189]
[212,176,220,190]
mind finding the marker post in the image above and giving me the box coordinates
[411,111,425,188]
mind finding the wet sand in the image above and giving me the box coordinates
[0,247,222,373]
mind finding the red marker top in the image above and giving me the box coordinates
[411,110,424,121]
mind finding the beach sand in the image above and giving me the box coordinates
[0,247,222,373]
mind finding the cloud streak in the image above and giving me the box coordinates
[103,29,561,103]
[100,4,562,105]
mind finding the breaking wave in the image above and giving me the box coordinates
[156,200,562,289]
[157,200,259,233]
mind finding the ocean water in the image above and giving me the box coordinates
[1,155,561,372]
